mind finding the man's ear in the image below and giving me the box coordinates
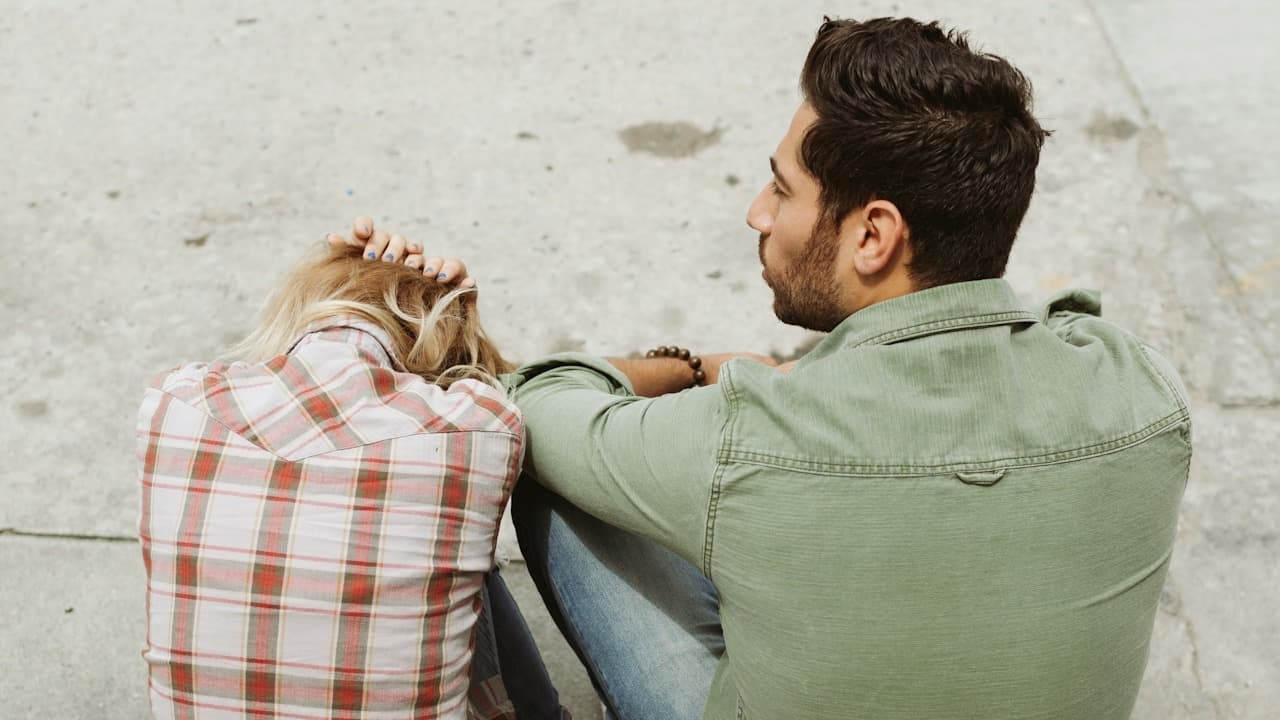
[851,199,908,277]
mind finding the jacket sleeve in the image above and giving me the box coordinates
[507,353,728,568]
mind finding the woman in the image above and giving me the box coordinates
[136,231,563,720]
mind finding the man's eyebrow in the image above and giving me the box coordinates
[770,156,793,193]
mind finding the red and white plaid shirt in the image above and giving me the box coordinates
[136,317,523,720]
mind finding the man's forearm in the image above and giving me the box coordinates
[605,357,698,397]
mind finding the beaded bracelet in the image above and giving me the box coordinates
[645,345,707,386]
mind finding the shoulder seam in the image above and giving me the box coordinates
[148,389,521,462]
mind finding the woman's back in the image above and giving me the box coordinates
[137,248,524,720]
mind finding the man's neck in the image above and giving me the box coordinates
[845,271,918,315]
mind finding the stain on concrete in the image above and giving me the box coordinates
[725,174,740,187]
[17,400,48,418]
[1085,113,1140,141]
[1039,273,1072,291]
[235,17,258,26]
[1159,581,1182,615]
[106,190,120,200]
[549,336,586,353]
[705,270,723,280]
[1037,173,1069,193]
[516,131,537,140]
[618,122,723,158]
[1218,255,1280,295]
[658,306,686,329]
[573,272,602,296]
[728,281,746,293]
[184,233,209,248]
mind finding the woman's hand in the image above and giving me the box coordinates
[326,215,476,290]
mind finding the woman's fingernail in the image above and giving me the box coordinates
[425,266,434,274]
[384,253,395,261]
[359,224,370,234]
[437,273,448,280]
[366,251,377,259]
[408,242,421,251]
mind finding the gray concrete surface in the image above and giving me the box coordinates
[1,1,1276,718]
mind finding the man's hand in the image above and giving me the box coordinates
[326,215,476,290]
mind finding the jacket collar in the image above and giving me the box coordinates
[819,279,1038,353]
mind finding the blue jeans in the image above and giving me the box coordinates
[512,478,724,720]
[473,569,568,720]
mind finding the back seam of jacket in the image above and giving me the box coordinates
[723,408,1189,477]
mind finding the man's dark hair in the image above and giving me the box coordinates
[800,17,1049,289]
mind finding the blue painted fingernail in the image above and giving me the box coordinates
[384,253,395,261]
[437,273,448,280]
[425,266,434,273]
[366,251,376,259]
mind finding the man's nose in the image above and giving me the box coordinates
[746,187,775,234]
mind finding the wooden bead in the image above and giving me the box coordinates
[693,369,707,384]
[678,349,691,361]
[645,349,657,358]
[689,356,702,369]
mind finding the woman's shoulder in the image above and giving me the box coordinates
[377,371,524,440]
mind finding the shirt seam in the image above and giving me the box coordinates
[148,388,523,460]
[703,370,741,579]
[723,407,1189,476]
[855,310,1039,347]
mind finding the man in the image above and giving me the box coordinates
[347,16,1190,720]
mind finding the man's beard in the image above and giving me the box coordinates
[760,222,848,333]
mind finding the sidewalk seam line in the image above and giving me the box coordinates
[0,527,137,543]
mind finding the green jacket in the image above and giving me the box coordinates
[510,279,1191,719]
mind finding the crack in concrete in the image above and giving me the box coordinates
[0,527,136,543]
[1160,591,1224,720]
[1082,1,1231,286]
[1083,0,1280,397]
[1218,398,1280,409]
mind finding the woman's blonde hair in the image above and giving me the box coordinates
[226,244,512,388]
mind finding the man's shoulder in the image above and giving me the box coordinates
[1037,289,1189,416]
[717,293,1189,473]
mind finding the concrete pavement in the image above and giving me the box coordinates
[1,1,1276,717]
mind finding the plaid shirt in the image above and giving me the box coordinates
[137,317,523,720]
